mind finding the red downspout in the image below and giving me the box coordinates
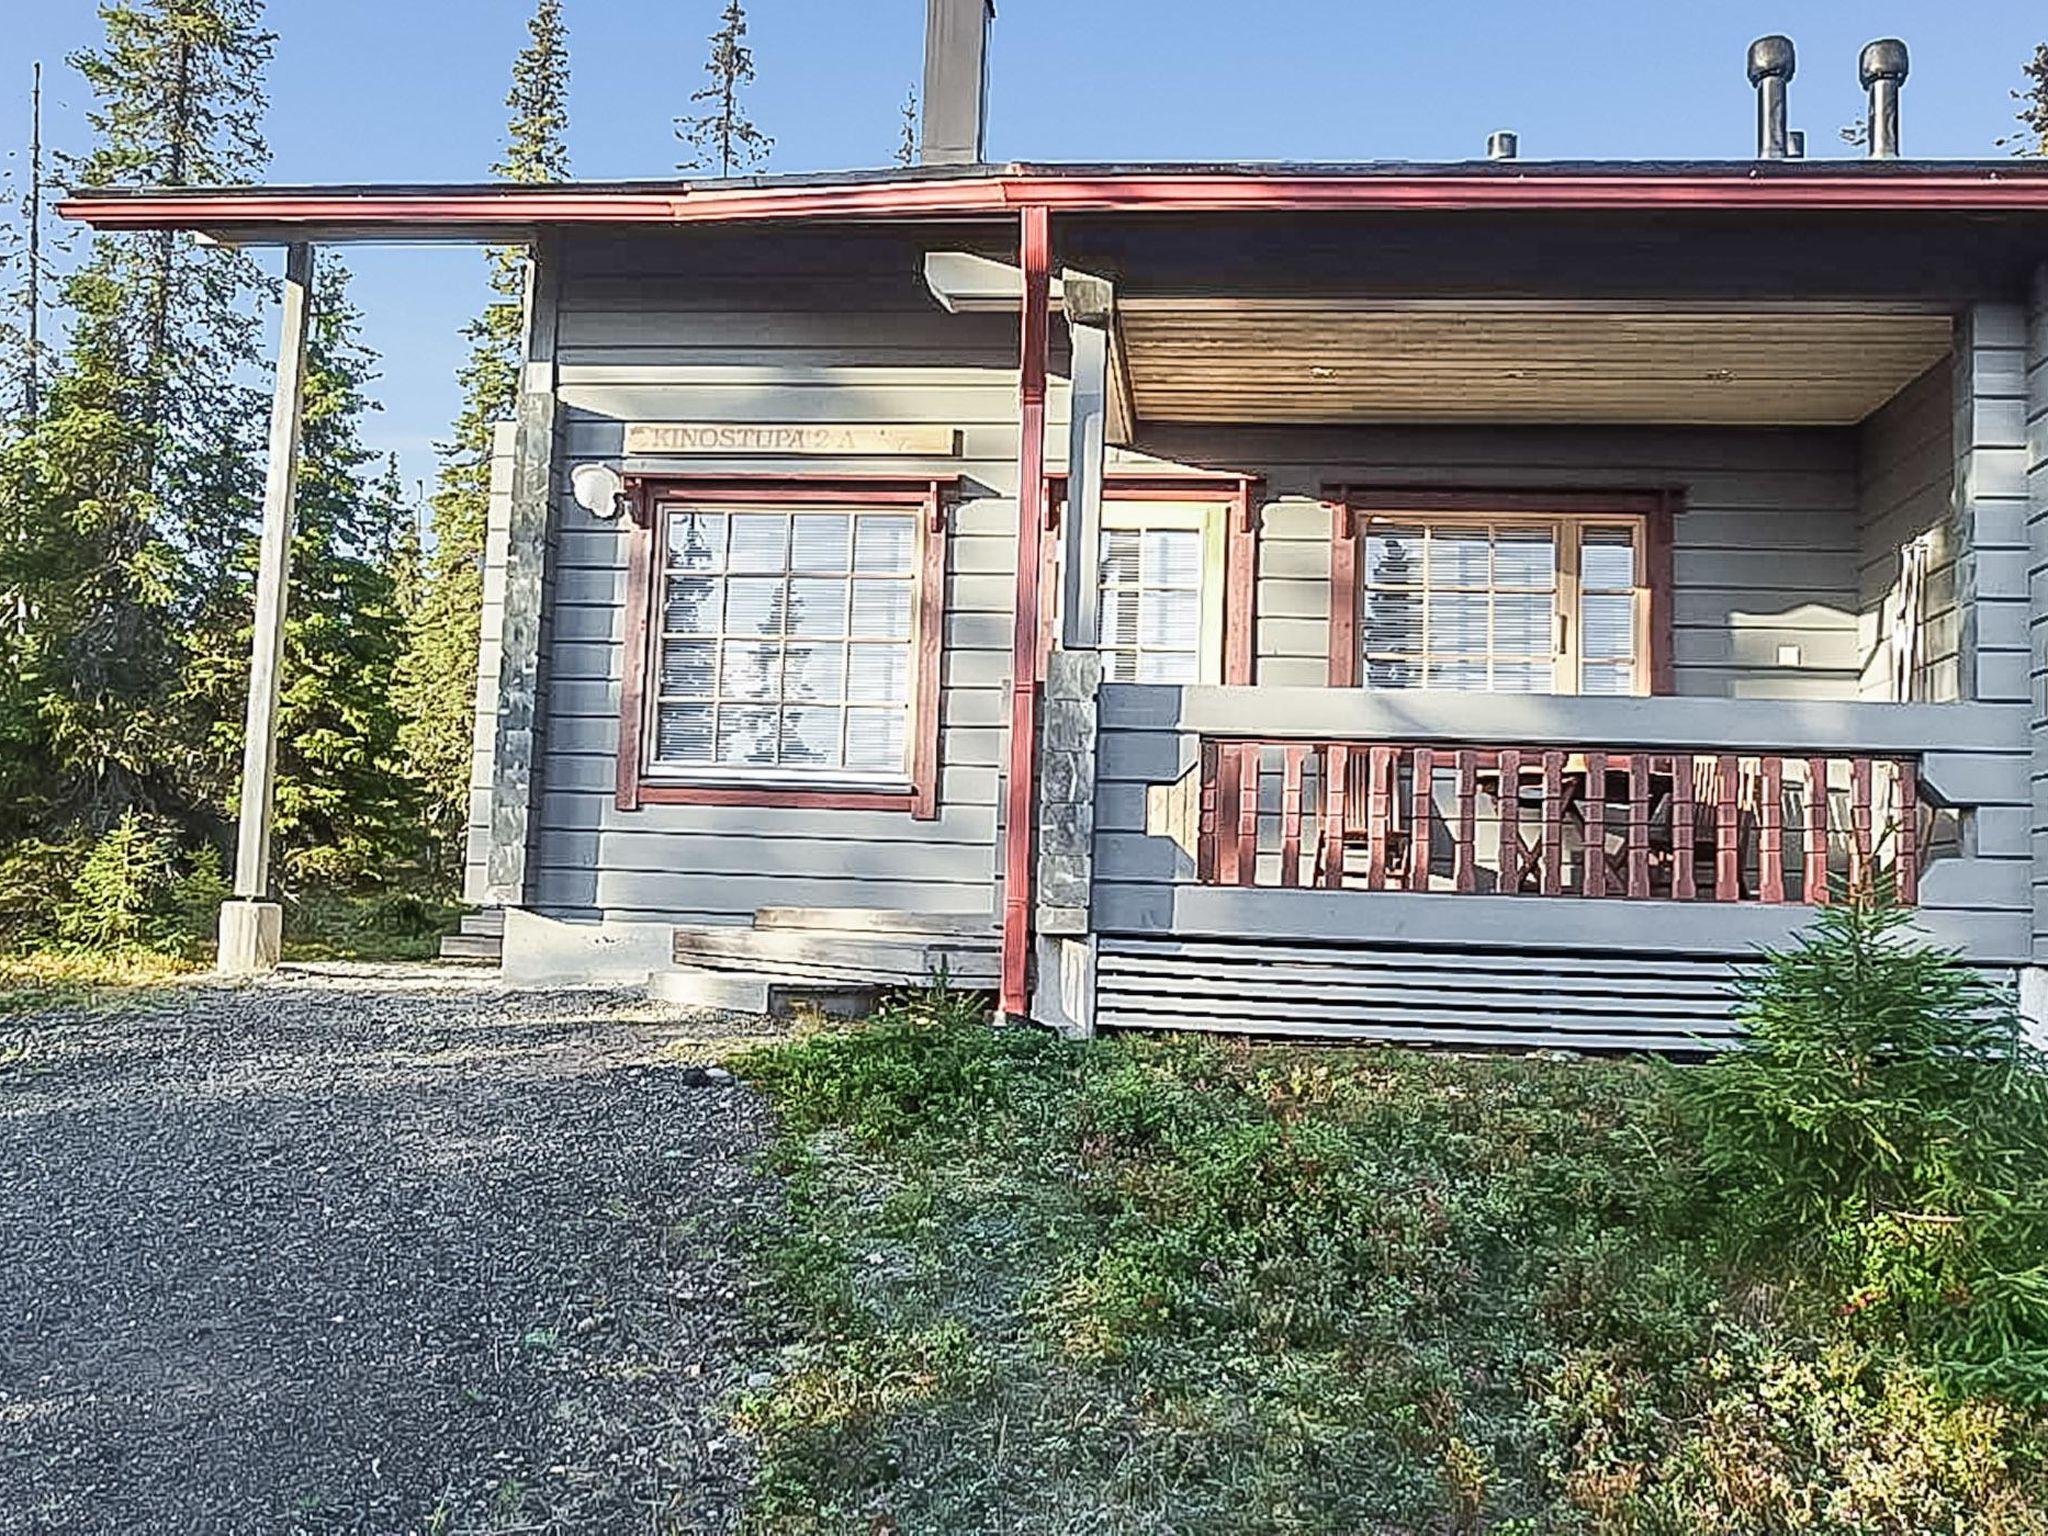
[1001,204,1052,1017]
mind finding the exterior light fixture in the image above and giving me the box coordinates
[571,462,627,520]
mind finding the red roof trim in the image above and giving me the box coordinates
[57,169,2048,233]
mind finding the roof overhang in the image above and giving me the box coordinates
[57,160,2048,245]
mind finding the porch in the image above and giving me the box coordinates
[1056,683,2027,1050]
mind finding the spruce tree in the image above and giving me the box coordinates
[675,1,772,176]
[2018,46,2048,155]
[897,87,919,168]
[188,256,424,887]
[0,0,273,833]
[394,0,569,874]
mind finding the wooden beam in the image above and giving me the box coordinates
[1060,270,1111,651]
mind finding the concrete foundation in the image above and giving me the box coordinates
[500,909,676,987]
[216,900,282,976]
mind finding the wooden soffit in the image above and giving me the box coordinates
[1113,298,1956,428]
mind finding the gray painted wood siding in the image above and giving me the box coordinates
[531,232,1036,926]
[1092,684,2034,988]
[2026,270,2048,962]
[1954,306,2033,710]
[1857,361,1956,701]
[1126,423,1866,699]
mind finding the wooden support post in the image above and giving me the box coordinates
[1498,747,1522,894]
[1584,750,1608,898]
[1758,756,1785,903]
[219,242,313,975]
[1409,747,1434,892]
[1805,756,1831,904]
[1000,205,1052,1017]
[1060,272,1111,652]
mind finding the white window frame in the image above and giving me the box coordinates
[642,498,933,791]
[1095,498,1229,686]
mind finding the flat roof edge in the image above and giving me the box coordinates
[59,162,2048,240]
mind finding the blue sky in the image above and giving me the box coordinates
[4,0,2046,503]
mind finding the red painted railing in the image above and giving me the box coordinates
[1196,742,1921,904]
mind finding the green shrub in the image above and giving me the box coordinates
[1669,892,2048,1400]
[55,813,202,954]
[0,838,81,950]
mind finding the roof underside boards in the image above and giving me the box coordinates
[56,159,2048,243]
[1111,299,1957,427]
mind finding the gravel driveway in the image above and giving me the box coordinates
[0,968,782,1535]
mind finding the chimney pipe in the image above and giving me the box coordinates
[1859,39,1908,158]
[1747,35,1796,159]
[1487,130,1518,161]
[921,0,995,167]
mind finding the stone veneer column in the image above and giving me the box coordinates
[1032,648,1101,1037]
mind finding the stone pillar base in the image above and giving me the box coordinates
[2021,967,2048,1051]
[1031,933,1098,1040]
[216,900,282,976]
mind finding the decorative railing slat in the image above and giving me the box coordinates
[1199,740,1922,907]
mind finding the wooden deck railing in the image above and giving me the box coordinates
[1196,741,1921,904]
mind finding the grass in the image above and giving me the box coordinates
[729,992,2048,1535]
[0,947,196,1021]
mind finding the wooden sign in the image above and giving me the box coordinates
[624,423,958,457]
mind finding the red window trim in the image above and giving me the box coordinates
[615,475,955,818]
[1324,484,1678,695]
[1043,473,1263,685]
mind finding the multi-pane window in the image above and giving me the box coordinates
[1097,501,1225,684]
[650,504,921,781]
[1359,514,1644,695]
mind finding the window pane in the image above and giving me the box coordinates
[1494,529,1556,589]
[1580,593,1637,661]
[660,639,716,698]
[1582,529,1637,589]
[855,515,915,574]
[668,512,727,572]
[1427,658,1489,690]
[1142,529,1202,588]
[1363,590,1423,654]
[790,514,851,572]
[782,642,846,702]
[720,642,782,701]
[1136,649,1198,683]
[1367,656,1422,689]
[655,702,713,763]
[664,575,723,636]
[1366,526,1423,586]
[728,514,789,572]
[1099,529,1142,585]
[1139,589,1200,650]
[1582,660,1636,696]
[1102,587,1142,651]
[1433,591,1488,651]
[716,705,779,765]
[779,707,843,768]
[847,644,909,703]
[1428,528,1489,587]
[726,577,785,636]
[1494,591,1551,654]
[1105,648,1141,683]
[851,580,913,640]
[786,577,850,637]
[1493,661,1556,694]
[845,707,907,771]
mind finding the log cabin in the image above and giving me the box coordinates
[60,10,2048,1049]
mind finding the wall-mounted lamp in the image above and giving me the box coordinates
[571,462,628,521]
